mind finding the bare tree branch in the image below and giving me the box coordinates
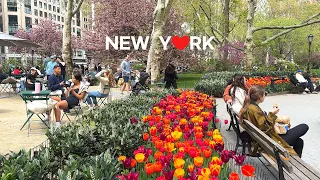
[253,19,320,32]
[72,0,86,16]
[252,13,320,33]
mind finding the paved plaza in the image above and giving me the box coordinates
[1,91,320,173]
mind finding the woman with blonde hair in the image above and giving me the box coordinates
[86,69,116,107]
[239,85,308,157]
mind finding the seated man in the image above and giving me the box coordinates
[295,70,314,93]
[48,65,65,99]
[25,67,38,90]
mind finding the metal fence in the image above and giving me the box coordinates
[29,139,50,159]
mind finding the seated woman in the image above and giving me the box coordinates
[54,70,88,127]
[230,75,248,115]
[239,85,309,157]
[25,67,38,90]
[86,69,116,107]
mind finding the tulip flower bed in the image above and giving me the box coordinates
[195,71,294,97]
[116,91,255,180]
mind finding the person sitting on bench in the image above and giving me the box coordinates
[230,75,249,115]
[296,69,314,93]
[53,70,88,128]
[223,74,251,105]
[239,85,309,157]
[86,69,116,107]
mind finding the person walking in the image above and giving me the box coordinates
[120,54,132,95]
[46,55,57,80]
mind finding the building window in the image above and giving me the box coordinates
[53,6,56,12]
[39,1,42,8]
[49,13,52,19]
[25,0,32,14]
[40,10,43,17]
[57,16,60,21]
[34,0,37,7]
[34,9,38,16]
[25,17,32,31]
[7,0,17,11]
[44,12,47,18]
[8,15,18,35]
[35,18,38,24]
[72,20,75,25]
[77,51,83,57]
[0,1,2,12]
[44,3,47,9]
[49,4,51,11]
[72,27,75,33]
[76,12,80,26]
[53,14,56,20]
[61,17,64,22]
[57,7,60,13]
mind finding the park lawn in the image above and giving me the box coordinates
[177,73,203,89]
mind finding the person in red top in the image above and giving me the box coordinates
[13,67,21,75]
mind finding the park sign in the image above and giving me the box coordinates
[106,36,215,51]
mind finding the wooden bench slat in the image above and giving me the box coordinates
[290,156,320,179]
[243,120,289,158]
[244,129,293,173]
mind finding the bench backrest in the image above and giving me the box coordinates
[289,73,298,85]
[243,119,289,158]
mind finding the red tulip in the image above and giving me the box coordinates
[241,164,255,177]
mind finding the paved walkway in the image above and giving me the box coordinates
[217,93,320,173]
[0,86,129,155]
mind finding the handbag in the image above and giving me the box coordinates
[274,116,290,134]
[118,78,124,86]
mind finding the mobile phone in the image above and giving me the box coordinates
[64,84,71,87]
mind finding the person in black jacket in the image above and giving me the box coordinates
[164,64,178,89]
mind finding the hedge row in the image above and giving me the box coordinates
[0,90,178,179]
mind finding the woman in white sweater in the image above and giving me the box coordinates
[86,69,116,107]
[230,75,248,115]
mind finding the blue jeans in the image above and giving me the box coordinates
[86,91,108,105]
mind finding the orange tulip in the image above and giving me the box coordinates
[211,156,222,165]
[163,117,171,124]
[194,156,204,167]
[178,147,185,154]
[229,172,240,180]
[164,142,176,152]
[195,131,203,139]
[209,164,221,177]
[203,148,212,158]
[209,141,216,149]
[174,158,185,169]
[150,126,157,136]
[153,161,163,173]
[154,151,163,161]
[143,133,149,141]
[131,159,136,168]
[145,163,154,175]
[135,153,145,163]
[117,156,126,161]
[241,164,255,177]
[188,164,195,173]
[154,140,163,149]
[207,130,213,137]
[174,168,185,178]
[179,118,187,125]
[201,168,211,177]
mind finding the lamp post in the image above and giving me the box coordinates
[307,34,314,73]
[31,49,35,66]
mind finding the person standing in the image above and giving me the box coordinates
[120,54,132,95]
[164,63,178,89]
[97,63,102,72]
[46,56,57,79]
[56,57,66,81]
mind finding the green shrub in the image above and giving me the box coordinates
[0,89,177,179]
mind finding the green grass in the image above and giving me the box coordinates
[177,73,203,89]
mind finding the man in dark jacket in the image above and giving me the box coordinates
[48,65,64,95]
[164,64,178,89]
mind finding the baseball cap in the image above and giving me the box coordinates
[298,70,302,73]
[53,64,60,69]
[50,55,56,59]
[30,67,37,71]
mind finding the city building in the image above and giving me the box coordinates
[0,0,91,65]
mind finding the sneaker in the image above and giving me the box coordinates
[305,88,310,92]
[302,92,307,95]
[55,122,61,128]
[312,91,318,94]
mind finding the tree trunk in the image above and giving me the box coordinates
[62,0,73,78]
[222,0,230,62]
[146,0,173,83]
[243,0,256,70]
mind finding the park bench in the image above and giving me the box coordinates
[288,73,306,93]
[242,119,320,180]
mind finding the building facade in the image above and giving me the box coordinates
[0,0,91,65]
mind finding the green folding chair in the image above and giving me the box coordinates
[96,86,111,106]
